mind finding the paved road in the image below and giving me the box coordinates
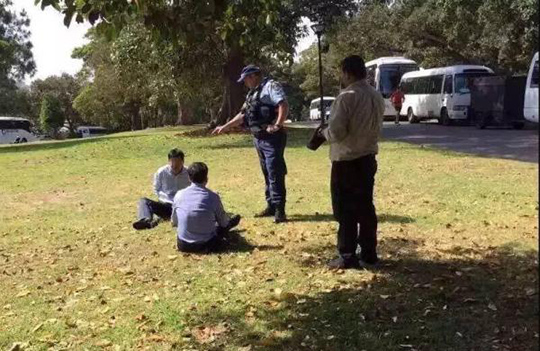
[382,121,538,163]
[293,120,538,163]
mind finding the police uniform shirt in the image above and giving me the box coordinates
[243,79,287,111]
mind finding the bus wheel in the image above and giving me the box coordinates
[21,138,27,143]
[407,108,419,124]
[512,122,525,130]
[441,108,452,126]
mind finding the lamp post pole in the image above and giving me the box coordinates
[312,23,325,124]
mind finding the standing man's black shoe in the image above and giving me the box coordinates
[255,206,275,218]
[327,256,360,270]
[274,206,287,223]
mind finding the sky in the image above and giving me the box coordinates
[10,1,315,84]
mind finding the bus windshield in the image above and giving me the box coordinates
[455,72,493,94]
[379,64,419,98]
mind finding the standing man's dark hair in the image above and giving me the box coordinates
[168,148,185,160]
[340,55,367,80]
[187,162,209,184]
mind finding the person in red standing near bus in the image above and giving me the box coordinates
[390,87,405,125]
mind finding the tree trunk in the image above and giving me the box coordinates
[215,49,245,126]
[176,99,193,125]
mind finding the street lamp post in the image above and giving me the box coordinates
[311,23,325,124]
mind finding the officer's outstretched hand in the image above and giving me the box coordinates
[212,125,227,135]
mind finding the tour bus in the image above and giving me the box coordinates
[524,52,539,123]
[309,97,335,121]
[365,57,420,117]
[0,117,38,144]
[399,65,494,125]
[76,126,108,138]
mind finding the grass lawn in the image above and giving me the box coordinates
[0,126,538,351]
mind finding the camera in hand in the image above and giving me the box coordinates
[307,125,326,151]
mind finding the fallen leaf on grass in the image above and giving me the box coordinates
[488,303,497,311]
[96,339,112,347]
[167,255,177,261]
[16,290,30,297]
[380,295,390,300]
[32,322,44,333]
[193,324,228,344]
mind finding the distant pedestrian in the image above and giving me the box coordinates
[390,87,405,125]
[320,55,385,269]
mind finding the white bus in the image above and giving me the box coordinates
[524,52,538,123]
[76,126,108,138]
[400,65,494,125]
[309,97,335,121]
[0,117,38,144]
[365,57,420,117]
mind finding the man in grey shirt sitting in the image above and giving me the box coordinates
[133,149,191,230]
[172,162,241,253]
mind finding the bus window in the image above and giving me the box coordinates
[443,75,453,94]
[429,75,444,94]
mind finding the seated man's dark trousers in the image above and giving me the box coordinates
[176,226,231,253]
[330,154,378,263]
[137,198,173,221]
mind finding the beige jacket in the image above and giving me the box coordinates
[322,80,385,161]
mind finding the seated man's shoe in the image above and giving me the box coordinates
[226,215,241,231]
[133,218,153,230]
[274,207,287,223]
[255,206,275,218]
[327,256,360,270]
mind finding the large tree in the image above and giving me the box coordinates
[0,0,35,115]
[30,74,82,132]
[35,0,356,125]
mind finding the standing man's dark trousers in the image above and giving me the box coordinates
[253,130,287,211]
[137,198,172,221]
[331,154,378,263]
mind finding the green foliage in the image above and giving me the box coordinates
[329,0,538,73]
[39,94,64,134]
[30,74,82,132]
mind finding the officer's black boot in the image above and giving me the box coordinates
[255,205,275,218]
[274,204,287,223]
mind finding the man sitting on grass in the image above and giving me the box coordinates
[172,162,241,253]
[133,149,190,230]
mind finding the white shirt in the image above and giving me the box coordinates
[153,165,190,203]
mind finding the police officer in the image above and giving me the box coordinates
[213,65,289,223]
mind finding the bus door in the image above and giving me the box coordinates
[442,74,454,113]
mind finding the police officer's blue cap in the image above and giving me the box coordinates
[237,64,261,83]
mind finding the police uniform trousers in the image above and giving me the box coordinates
[331,154,378,263]
[253,130,287,209]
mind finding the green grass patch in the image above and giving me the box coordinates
[0,127,537,351]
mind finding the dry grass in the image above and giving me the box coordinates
[0,127,537,351]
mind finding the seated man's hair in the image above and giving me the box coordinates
[341,55,367,80]
[168,148,185,160]
[187,162,209,184]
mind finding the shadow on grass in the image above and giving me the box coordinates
[0,134,150,154]
[165,240,538,351]
[288,213,415,224]
[211,230,284,254]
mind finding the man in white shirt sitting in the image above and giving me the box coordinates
[172,162,241,253]
[133,149,191,230]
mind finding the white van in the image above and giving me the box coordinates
[365,57,420,117]
[400,65,494,125]
[76,126,108,138]
[309,97,335,121]
[0,117,38,144]
[524,52,539,123]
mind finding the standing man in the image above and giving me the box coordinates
[390,86,405,125]
[133,149,190,230]
[320,55,385,269]
[212,65,289,223]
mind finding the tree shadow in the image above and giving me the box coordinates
[288,213,415,224]
[168,241,538,351]
[0,134,150,154]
